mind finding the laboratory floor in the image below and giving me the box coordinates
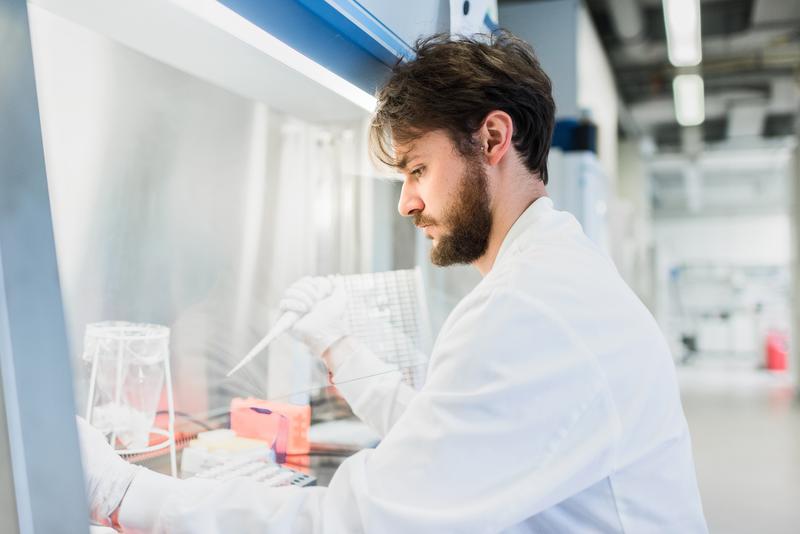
[678,361,800,533]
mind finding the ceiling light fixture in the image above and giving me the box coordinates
[662,0,702,67]
[673,74,705,126]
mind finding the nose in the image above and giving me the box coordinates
[398,176,424,217]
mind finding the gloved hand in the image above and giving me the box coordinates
[279,275,348,358]
[76,416,140,527]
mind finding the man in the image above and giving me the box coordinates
[79,32,708,532]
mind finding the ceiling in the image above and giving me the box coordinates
[500,0,799,216]
[584,0,799,150]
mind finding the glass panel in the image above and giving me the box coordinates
[29,5,430,441]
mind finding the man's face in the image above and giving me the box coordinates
[396,130,492,266]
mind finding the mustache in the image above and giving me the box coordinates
[413,213,437,227]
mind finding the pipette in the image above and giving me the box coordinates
[226,311,300,377]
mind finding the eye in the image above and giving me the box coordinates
[411,166,425,179]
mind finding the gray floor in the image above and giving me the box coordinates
[678,362,800,533]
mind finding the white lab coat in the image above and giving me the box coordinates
[119,197,708,533]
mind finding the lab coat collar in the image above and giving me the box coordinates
[491,196,554,272]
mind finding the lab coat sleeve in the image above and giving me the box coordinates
[120,288,621,533]
[321,288,623,532]
[324,335,418,437]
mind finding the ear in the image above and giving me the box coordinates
[479,110,514,166]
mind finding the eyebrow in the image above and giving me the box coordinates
[396,145,420,171]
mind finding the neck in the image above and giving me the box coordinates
[472,175,546,276]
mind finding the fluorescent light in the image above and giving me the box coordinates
[176,0,377,113]
[663,0,702,67]
[673,74,705,126]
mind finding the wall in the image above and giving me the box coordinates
[498,0,579,118]
[499,1,619,178]
[614,140,654,307]
[792,127,799,382]
[654,215,791,266]
[576,3,619,180]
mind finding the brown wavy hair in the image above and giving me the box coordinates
[370,30,556,184]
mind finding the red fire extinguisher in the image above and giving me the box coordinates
[765,331,788,371]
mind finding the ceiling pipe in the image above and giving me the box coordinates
[604,0,644,43]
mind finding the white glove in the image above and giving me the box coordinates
[76,416,140,526]
[279,275,348,358]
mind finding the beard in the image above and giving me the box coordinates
[415,156,492,267]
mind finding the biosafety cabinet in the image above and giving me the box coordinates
[0,1,497,531]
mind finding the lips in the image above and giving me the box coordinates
[414,217,436,237]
